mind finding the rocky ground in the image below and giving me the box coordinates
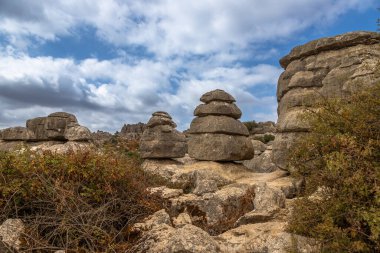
[129,155,319,253]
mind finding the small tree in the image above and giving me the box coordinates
[287,82,380,252]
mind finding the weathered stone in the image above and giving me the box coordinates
[26,117,48,140]
[254,182,286,213]
[200,89,236,103]
[0,219,25,251]
[140,127,187,159]
[280,31,380,68]
[64,125,92,141]
[152,111,172,119]
[273,32,380,171]
[131,209,172,233]
[188,134,254,161]
[118,122,146,141]
[147,115,177,128]
[140,112,187,159]
[272,132,307,170]
[148,186,183,199]
[194,101,242,119]
[172,213,192,228]
[243,149,277,173]
[1,127,35,141]
[250,139,267,155]
[217,222,320,253]
[133,224,220,253]
[189,116,249,136]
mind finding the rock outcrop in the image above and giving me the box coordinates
[0,112,93,152]
[118,122,146,140]
[188,90,254,161]
[139,111,187,158]
[273,31,380,170]
[132,158,317,252]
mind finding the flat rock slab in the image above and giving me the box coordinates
[194,101,242,119]
[189,116,249,136]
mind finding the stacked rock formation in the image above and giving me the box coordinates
[188,89,254,161]
[273,31,380,170]
[0,112,92,142]
[139,111,187,158]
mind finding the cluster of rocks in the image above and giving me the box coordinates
[118,122,146,140]
[0,112,92,152]
[187,89,254,161]
[139,111,187,159]
[273,31,380,170]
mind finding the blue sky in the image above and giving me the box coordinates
[0,0,378,132]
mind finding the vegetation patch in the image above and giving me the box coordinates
[287,83,380,252]
[0,147,163,252]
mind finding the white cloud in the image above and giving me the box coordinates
[0,48,282,131]
[0,0,375,56]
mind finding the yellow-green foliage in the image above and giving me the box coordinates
[0,149,162,252]
[287,83,380,252]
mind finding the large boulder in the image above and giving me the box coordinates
[188,134,254,161]
[188,90,254,161]
[139,112,187,159]
[273,31,380,170]
[64,125,92,141]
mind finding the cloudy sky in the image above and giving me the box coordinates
[0,0,378,132]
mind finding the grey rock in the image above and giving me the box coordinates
[140,112,187,159]
[133,224,220,253]
[147,115,177,128]
[273,31,380,171]
[194,101,242,119]
[0,219,25,251]
[172,213,192,228]
[254,182,286,213]
[1,127,35,141]
[243,149,277,173]
[153,111,172,119]
[189,116,249,136]
[188,134,254,161]
[280,31,380,68]
[200,89,236,103]
[64,125,92,141]
[250,139,267,155]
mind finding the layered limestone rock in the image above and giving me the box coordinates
[139,111,187,158]
[133,158,316,252]
[188,90,254,161]
[0,112,93,152]
[273,31,380,170]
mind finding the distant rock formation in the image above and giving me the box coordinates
[139,111,187,158]
[0,112,92,152]
[188,89,254,161]
[273,31,380,170]
[118,122,146,140]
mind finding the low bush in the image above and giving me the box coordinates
[253,134,275,144]
[287,83,380,252]
[243,121,259,132]
[0,148,163,252]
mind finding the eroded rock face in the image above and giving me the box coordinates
[139,112,187,158]
[273,31,380,170]
[188,89,254,161]
[0,112,92,152]
[119,122,146,140]
[135,158,315,252]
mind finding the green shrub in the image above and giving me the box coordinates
[287,83,380,252]
[243,121,258,132]
[0,149,163,252]
[253,134,275,144]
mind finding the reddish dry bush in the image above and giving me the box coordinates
[0,149,163,252]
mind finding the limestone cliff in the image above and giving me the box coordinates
[273,31,380,170]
